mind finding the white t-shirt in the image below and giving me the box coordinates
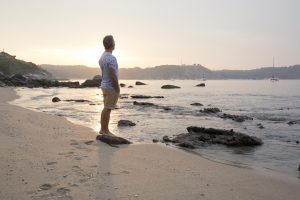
[99,52,119,89]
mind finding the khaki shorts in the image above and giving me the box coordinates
[101,88,119,110]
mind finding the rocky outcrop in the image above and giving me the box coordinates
[161,85,180,89]
[164,126,263,149]
[220,113,253,122]
[0,74,101,88]
[200,107,221,113]
[195,83,205,87]
[136,81,146,85]
[131,95,164,99]
[81,75,102,87]
[117,120,136,127]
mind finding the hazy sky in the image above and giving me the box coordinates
[0,0,299,69]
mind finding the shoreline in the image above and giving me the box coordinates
[1,87,300,200]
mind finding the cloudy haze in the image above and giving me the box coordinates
[0,0,299,69]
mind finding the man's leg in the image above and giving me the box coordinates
[100,108,111,134]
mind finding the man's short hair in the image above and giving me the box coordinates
[103,35,114,50]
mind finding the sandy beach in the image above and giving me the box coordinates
[0,87,299,200]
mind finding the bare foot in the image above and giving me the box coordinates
[99,131,116,137]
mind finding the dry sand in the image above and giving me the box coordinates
[0,87,299,200]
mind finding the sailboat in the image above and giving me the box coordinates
[202,72,206,81]
[270,57,279,81]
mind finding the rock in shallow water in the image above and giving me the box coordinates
[118,120,136,127]
[131,95,164,99]
[200,107,221,113]
[165,126,263,148]
[136,81,146,85]
[195,83,205,87]
[220,113,253,122]
[191,103,203,106]
[161,85,181,89]
[52,97,61,102]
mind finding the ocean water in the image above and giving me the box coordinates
[11,80,300,177]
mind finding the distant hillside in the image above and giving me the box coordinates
[119,65,212,79]
[41,64,100,80]
[214,65,300,79]
[40,63,300,80]
[0,52,53,79]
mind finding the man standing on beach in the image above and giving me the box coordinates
[99,35,120,136]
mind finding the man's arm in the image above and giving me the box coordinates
[108,67,120,93]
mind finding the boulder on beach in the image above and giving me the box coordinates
[52,97,61,102]
[191,103,203,106]
[161,85,181,89]
[165,126,263,148]
[96,134,131,146]
[220,113,253,122]
[200,107,221,113]
[131,95,164,99]
[117,120,136,127]
[195,83,205,87]
[128,85,133,88]
[120,83,126,87]
[136,81,146,85]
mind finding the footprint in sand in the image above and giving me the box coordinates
[39,184,52,190]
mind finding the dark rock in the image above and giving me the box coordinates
[10,73,27,81]
[200,107,221,113]
[136,81,146,85]
[220,113,253,122]
[81,79,101,87]
[256,123,265,129]
[162,106,172,111]
[133,101,155,106]
[52,97,61,102]
[118,120,136,127]
[120,83,126,87]
[296,141,299,144]
[178,142,195,149]
[195,83,205,87]
[131,95,164,99]
[287,120,300,125]
[170,126,263,147]
[93,75,102,80]
[152,139,159,143]
[161,85,180,89]
[162,135,172,142]
[128,86,133,88]
[96,134,131,145]
[191,103,203,106]
[298,164,300,171]
[65,99,90,103]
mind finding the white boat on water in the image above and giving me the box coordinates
[270,76,279,81]
[270,57,279,81]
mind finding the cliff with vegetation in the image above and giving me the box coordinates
[0,52,53,79]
